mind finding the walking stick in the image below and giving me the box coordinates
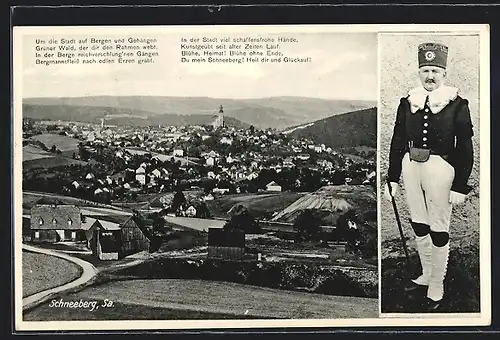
[388,184,411,271]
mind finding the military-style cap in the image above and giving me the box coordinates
[418,43,448,69]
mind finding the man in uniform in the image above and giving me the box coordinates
[384,42,474,311]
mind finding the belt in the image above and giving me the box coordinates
[406,147,450,160]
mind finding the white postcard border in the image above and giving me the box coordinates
[13,23,491,331]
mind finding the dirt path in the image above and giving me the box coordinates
[22,244,98,311]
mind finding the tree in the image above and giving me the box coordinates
[78,143,90,161]
[224,208,260,233]
[293,209,321,242]
[172,190,187,212]
[50,145,57,153]
[195,202,212,218]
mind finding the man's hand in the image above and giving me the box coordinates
[449,191,467,205]
[384,182,399,201]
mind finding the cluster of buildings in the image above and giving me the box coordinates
[55,116,376,201]
[24,203,151,260]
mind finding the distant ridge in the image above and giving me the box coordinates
[23,96,376,129]
[286,107,377,148]
[22,104,250,129]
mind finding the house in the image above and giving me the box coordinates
[246,172,259,180]
[348,220,358,230]
[213,188,230,195]
[88,219,121,260]
[151,169,162,178]
[111,171,126,184]
[185,205,197,217]
[207,228,245,260]
[71,181,80,189]
[203,194,215,201]
[220,136,233,145]
[85,173,95,180]
[87,216,152,260]
[136,166,146,185]
[266,181,282,192]
[207,150,219,158]
[30,205,84,242]
[206,157,215,167]
[173,149,184,157]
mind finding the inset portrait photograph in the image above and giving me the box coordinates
[379,33,483,314]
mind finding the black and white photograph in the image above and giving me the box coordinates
[15,26,379,329]
[379,32,487,314]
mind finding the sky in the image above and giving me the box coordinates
[20,30,377,101]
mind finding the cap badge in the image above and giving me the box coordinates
[425,51,436,61]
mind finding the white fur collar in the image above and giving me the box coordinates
[407,85,458,114]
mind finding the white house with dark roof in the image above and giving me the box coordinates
[30,204,83,242]
[136,166,146,185]
[266,181,282,192]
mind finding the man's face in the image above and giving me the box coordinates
[419,66,446,91]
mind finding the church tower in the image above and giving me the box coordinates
[212,104,224,129]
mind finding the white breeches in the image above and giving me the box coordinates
[401,153,455,233]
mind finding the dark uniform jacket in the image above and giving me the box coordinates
[387,92,474,195]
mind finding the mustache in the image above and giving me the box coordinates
[425,79,436,83]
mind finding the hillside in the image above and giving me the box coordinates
[271,185,377,230]
[23,96,376,130]
[22,104,249,129]
[285,107,377,148]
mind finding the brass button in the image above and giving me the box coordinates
[423,144,428,147]
[423,137,428,141]
[425,108,429,113]
[424,123,428,127]
[423,130,428,134]
[424,115,428,119]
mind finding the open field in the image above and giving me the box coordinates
[165,216,225,232]
[25,279,377,320]
[22,250,82,298]
[29,133,80,152]
[24,301,265,321]
[23,191,131,212]
[207,192,305,220]
[22,145,54,162]
[23,155,87,171]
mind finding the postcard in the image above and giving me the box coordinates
[12,24,490,331]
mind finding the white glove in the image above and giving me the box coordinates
[449,191,466,204]
[384,182,399,201]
